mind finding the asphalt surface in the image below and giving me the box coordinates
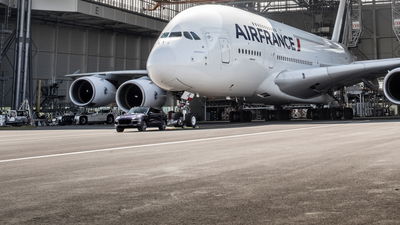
[1,120,400,225]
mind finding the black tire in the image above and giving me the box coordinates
[79,116,88,125]
[138,122,147,132]
[343,108,354,120]
[229,111,236,122]
[159,120,166,131]
[330,108,343,120]
[264,111,270,121]
[106,115,114,124]
[116,127,124,133]
[185,113,197,128]
[229,111,240,123]
[306,109,313,120]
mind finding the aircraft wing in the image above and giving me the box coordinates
[66,70,148,81]
[274,58,400,99]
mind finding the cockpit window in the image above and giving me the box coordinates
[160,32,169,38]
[190,32,201,40]
[169,32,182,37]
[183,32,193,40]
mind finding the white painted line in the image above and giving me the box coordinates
[0,124,341,164]
[0,132,116,143]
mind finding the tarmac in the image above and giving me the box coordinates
[1,120,400,224]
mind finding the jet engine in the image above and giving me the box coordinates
[116,77,166,112]
[69,76,116,107]
[383,68,400,105]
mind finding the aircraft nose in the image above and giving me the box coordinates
[147,46,179,90]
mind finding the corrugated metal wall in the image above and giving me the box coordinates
[0,21,157,107]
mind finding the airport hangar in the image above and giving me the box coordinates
[1,0,400,121]
[1,1,400,224]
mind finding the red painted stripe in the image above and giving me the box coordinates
[297,38,301,52]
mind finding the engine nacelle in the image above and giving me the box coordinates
[69,76,116,107]
[116,77,166,112]
[384,68,400,105]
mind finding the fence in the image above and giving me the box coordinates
[83,0,194,21]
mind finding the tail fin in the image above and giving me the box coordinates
[331,0,348,43]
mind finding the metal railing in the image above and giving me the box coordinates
[83,0,394,18]
[83,0,194,21]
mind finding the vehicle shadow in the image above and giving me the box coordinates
[117,118,400,133]
[2,118,400,132]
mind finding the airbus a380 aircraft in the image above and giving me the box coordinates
[68,0,400,123]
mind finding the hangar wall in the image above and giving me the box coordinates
[1,2,399,110]
[0,19,157,108]
[31,22,156,87]
[269,4,400,61]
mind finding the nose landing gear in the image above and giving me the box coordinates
[167,91,198,128]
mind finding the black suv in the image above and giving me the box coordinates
[115,107,167,132]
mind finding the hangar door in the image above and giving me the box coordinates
[219,38,230,64]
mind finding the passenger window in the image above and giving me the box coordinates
[160,32,169,38]
[190,32,201,40]
[238,48,241,53]
[183,31,193,40]
[169,32,182,37]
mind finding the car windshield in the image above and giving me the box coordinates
[128,107,149,114]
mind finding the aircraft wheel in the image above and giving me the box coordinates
[116,127,124,133]
[185,113,197,128]
[79,116,88,125]
[343,108,354,120]
[106,115,114,124]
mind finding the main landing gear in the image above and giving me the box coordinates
[229,110,252,122]
[306,107,353,120]
[227,104,354,123]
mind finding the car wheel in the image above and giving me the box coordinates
[159,120,166,131]
[116,127,124,133]
[106,115,114,124]
[138,122,147,132]
[79,116,88,125]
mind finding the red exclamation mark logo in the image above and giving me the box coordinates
[297,38,301,52]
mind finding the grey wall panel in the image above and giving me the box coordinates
[57,28,71,54]
[87,56,99,72]
[115,34,126,58]
[375,8,393,37]
[356,39,375,59]
[377,38,398,58]
[126,36,141,59]
[34,52,54,79]
[360,9,373,39]
[99,32,114,57]
[87,30,99,56]
[98,57,114,71]
[56,54,70,78]
[115,58,125,70]
[32,24,55,52]
[70,29,86,55]
[69,54,85,75]
[126,59,141,69]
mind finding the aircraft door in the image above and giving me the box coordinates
[265,48,276,70]
[219,38,230,64]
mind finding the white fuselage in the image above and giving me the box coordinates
[147,5,353,104]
